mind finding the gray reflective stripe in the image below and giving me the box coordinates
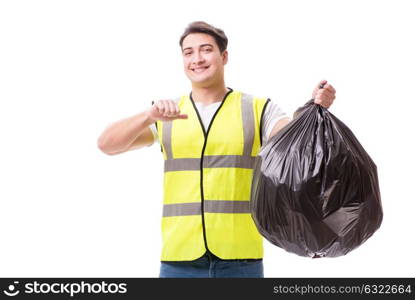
[165,158,200,171]
[241,93,255,156]
[204,200,251,213]
[203,155,256,169]
[164,155,256,172]
[162,121,173,159]
[163,200,251,217]
[163,203,201,217]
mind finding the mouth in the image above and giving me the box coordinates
[190,66,210,74]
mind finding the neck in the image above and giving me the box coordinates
[191,81,229,105]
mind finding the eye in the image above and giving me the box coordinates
[203,47,212,52]
[183,51,192,56]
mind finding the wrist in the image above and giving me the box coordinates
[143,109,157,125]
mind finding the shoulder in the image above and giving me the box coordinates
[262,99,288,127]
[264,99,286,114]
[238,91,271,115]
[236,91,268,104]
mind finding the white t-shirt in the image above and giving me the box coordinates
[148,98,288,146]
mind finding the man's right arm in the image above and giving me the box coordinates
[97,111,155,155]
[97,100,187,155]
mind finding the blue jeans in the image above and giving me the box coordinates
[159,252,264,278]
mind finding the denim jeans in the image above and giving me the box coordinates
[159,252,264,278]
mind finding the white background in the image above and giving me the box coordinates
[1,0,414,277]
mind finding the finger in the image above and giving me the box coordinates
[162,100,172,115]
[174,102,180,115]
[316,94,334,108]
[317,89,335,100]
[312,83,325,98]
[162,100,172,116]
[312,80,328,98]
[164,113,188,121]
[171,100,180,116]
[314,98,329,108]
[314,92,329,105]
[323,83,336,94]
[314,91,324,102]
[165,100,177,116]
[156,100,166,114]
[318,79,328,89]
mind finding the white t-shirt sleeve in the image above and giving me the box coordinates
[261,99,289,145]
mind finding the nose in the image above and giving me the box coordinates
[191,51,205,65]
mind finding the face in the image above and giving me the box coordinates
[181,33,228,87]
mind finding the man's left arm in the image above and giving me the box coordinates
[268,80,337,140]
[268,117,291,139]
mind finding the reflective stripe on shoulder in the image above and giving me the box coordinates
[241,93,255,156]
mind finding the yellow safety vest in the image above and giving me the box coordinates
[156,89,269,261]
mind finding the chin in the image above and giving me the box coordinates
[187,74,210,84]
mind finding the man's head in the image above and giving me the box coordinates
[179,21,228,88]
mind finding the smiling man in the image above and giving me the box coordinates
[97,21,336,278]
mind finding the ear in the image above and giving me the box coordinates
[222,50,228,65]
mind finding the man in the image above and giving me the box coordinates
[97,21,336,278]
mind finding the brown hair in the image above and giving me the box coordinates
[179,21,228,53]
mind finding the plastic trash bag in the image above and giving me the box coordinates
[250,100,383,258]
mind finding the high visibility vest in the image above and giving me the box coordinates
[156,89,269,261]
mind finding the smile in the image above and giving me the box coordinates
[191,66,209,73]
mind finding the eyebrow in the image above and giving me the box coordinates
[182,43,214,52]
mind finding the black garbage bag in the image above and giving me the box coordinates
[251,100,383,258]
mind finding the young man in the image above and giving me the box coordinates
[97,21,336,278]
